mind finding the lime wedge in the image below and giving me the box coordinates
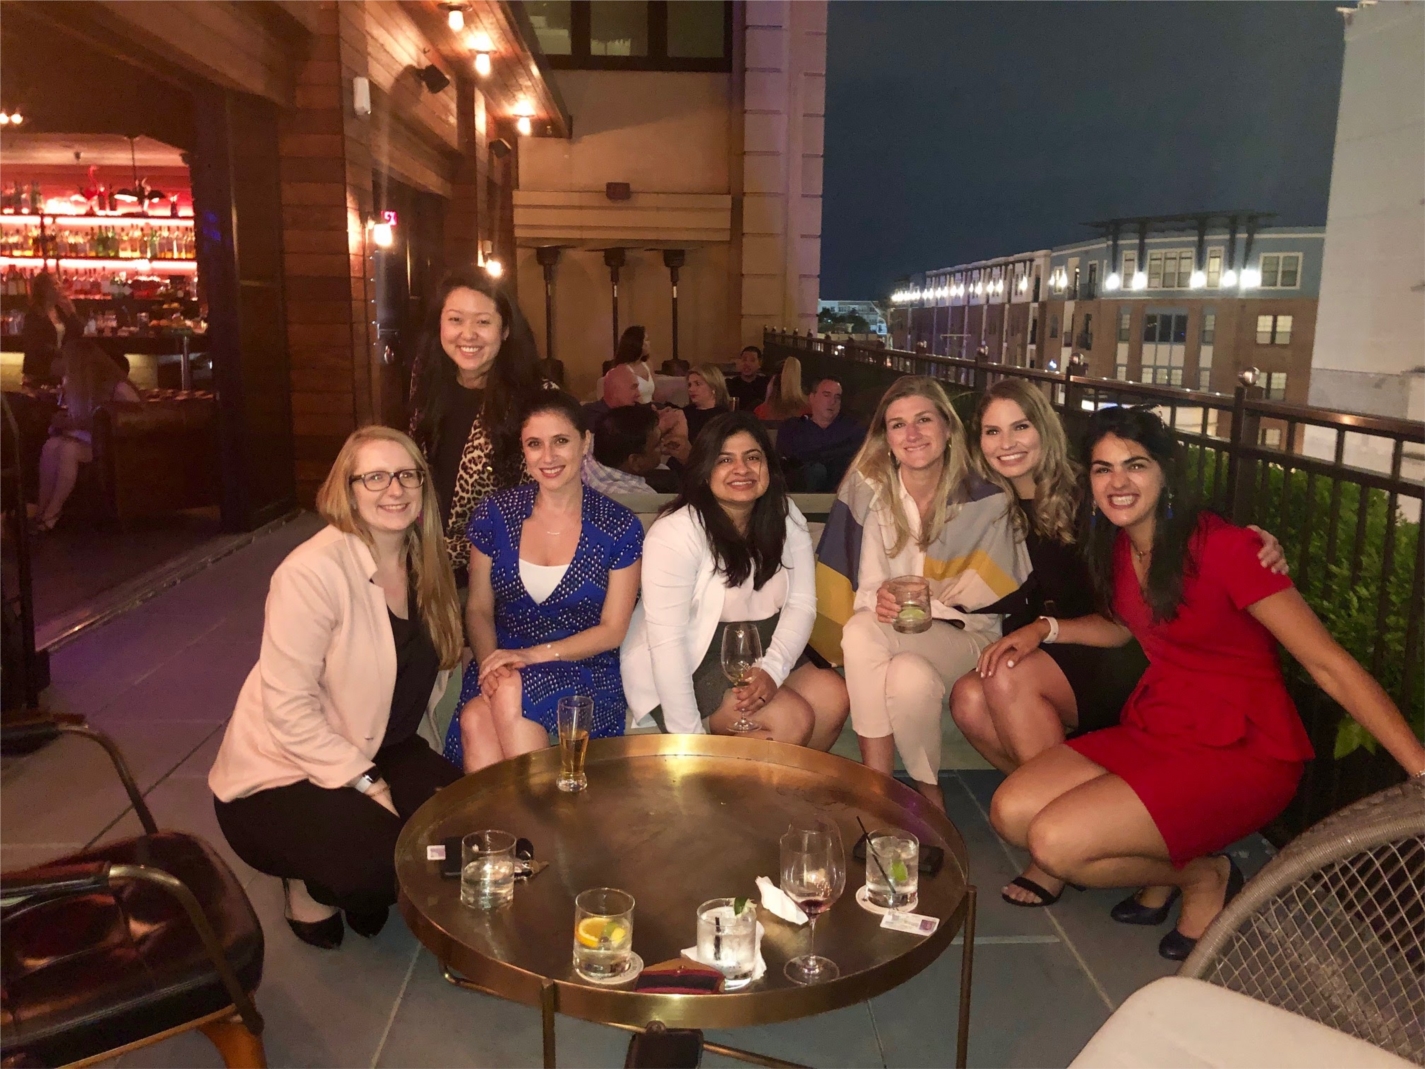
[890,859,910,885]
[733,896,749,915]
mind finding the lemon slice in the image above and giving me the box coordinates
[576,917,607,948]
[897,606,928,621]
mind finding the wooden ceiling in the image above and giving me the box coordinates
[400,1,570,138]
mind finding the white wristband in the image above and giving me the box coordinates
[1038,616,1059,644]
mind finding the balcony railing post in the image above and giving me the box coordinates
[972,345,988,393]
[1224,380,1264,523]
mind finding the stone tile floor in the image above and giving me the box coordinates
[1,512,1276,1067]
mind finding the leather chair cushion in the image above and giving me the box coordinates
[1,832,264,1067]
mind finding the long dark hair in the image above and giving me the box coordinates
[614,325,646,365]
[409,271,542,475]
[1082,406,1205,623]
[661,411,788,589]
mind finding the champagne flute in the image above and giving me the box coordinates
[780,821,846,984]
[720,622,764,734]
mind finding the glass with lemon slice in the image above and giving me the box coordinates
[572,887,638,983]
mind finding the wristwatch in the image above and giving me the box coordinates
[350,766,383,794]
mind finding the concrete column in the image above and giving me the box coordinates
[739,0,826,344]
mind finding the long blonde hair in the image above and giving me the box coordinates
[691,363,730,408]
[972,379,1081,545]
[315,426,464,669]
[848,376,969,557]
[763,356,809,418]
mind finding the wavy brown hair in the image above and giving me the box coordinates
[689,364,730,408]
[972,379,1080,545]
[847,376,969,557]
[316,426,464,668]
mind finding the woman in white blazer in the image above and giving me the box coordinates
[210,426,463,950]
[621,411,848,745]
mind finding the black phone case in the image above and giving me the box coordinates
[624,1030,702,1068]
[439,835,462,879]
[853,832,945,877]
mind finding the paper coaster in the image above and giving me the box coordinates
[855,884,919,916]
[574,952,643,986]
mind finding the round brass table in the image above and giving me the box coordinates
[396,735,978,1068]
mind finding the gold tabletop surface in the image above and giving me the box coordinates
[396,734,971,1029]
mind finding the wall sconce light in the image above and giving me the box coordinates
[1104,272,1122,291]
[1239,267,1261,289]
[367,210,397,249]
[1220,268,1238,288]
[443,4,466,31]
[1131,271,1148,290]
[484,257,504,279]
[0,110,22,126]
[418,65,451,94]
[516,115,533,136]
[1188,269,1206,289]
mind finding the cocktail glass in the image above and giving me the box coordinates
[573,887,637,982]
[696,897,758,988]
[865,830,920,911]
[888,576,932,633]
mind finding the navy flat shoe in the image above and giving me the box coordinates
[1111,886,1182,926]
[1159,856,1244,961]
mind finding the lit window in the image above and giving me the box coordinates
[1206,248,1223,288]
[1147,251,1164,289]
[1162,252,1178,289]
[1256,314,1274,345]
[1201,310,1216,346]
[1279,254,1300,288]
[1122,251,1137,282]
[1275,314,1292,344]
[1117,308,1132,343]
[527,0,573,54]
[1267,372,1288,400]
[1260,254,1280,288]
[1260,427,1283,447]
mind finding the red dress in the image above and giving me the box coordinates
[1068,514,1314,864]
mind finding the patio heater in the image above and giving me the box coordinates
[603,248,625,357]
[535,246,562,363]
[663,248,685,365]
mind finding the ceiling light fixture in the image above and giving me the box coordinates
[484,257,504,279]
[474,51,492,76]
[444,4,466,31]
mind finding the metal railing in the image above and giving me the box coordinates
[766,328,1425,838]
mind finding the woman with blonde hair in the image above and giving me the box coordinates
[681,362,732,443]
[817,376,1029,810]
[210,425,464,950]
[754,356,810,421]
[954,380,1287,909]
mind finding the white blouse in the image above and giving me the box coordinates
[519,559,569,604]
[720,569,789,622]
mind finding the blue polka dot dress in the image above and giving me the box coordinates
[444,483,643,766]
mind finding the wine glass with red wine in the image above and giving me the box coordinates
[780,820,846,984]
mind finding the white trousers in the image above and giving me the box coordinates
[841,611,993,784]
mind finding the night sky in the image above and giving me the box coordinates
[820,2,1345,299]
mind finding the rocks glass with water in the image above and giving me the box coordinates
[572,887,637,982]
[865,830,919,911]
[557,695,593,792]
[888,576,932,633]
[460,829,517,908]
[696,897,758,988]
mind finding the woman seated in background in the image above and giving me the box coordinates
[447,391,643,773]
[606,325,656,404]
[987,406,1425,960]
[622,411,849,745]
[754,355,810,421]
[826,376,1029,811]
[952,380,1285,910]
[33,339,141,532]
[210,427,463,950]
[681,363,732,444]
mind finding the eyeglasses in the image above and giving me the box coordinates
[349,469,425,492]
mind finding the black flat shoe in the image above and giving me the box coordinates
[1158,856,1245,962]
[1111,886,1183,926]
[345,907,389,938]
[283,879,344,949]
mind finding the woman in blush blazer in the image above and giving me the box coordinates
[620,412,848,746]
[210,427,464,950]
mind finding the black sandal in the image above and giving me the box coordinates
[1001,875,1066,908]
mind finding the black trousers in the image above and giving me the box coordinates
[213,735,460,914]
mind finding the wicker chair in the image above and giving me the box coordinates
[1180,778,1424,1063]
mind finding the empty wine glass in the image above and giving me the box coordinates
[720,621,764,734]
[780,820,846,984]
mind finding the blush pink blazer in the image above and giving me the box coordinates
[209,525,450,801]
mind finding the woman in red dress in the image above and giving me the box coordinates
[985,406,1425,960]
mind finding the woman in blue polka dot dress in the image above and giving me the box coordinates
[445,391,643,772]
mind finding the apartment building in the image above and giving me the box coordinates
[889,212,1325,418]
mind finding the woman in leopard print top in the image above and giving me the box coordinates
[410,272,543,581]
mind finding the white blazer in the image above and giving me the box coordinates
[209,525,450,801]
[620,502,816,735]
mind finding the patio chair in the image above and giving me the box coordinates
[1070,778,1423,1067]
[0,721,266,1068]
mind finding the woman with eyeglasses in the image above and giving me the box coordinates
[446,391,643,773]
[210,426,464,950]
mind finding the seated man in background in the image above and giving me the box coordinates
[725,345,771,412]
[776,375,864,492]
[583,363,640,424]
[582,404,678,494]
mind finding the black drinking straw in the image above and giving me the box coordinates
[856,816,893,888]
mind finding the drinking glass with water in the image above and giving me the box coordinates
[865,830,919,911]
[888,576,932,633]
[696,897,758,988]
[460,829,517,908]
[557,695,593,792]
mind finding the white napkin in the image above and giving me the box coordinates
[756,876,808,925]
[681,921,767,981]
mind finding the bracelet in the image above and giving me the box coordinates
[1038,616,1060,644]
